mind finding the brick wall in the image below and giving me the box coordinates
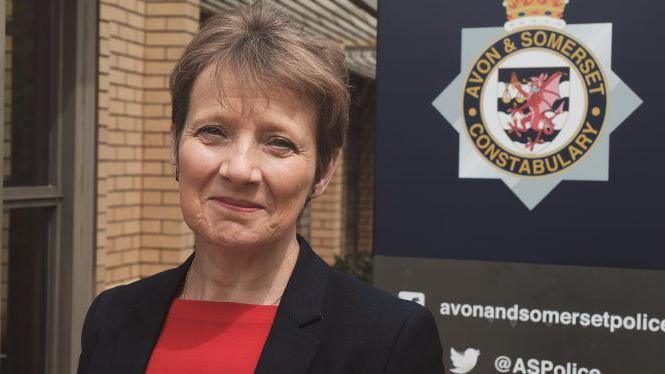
[97,0,199,292]
[139,0,199,276]
[309,150,347,264]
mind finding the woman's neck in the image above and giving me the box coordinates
[183,233,299,305]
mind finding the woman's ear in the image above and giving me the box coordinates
[310,150,340,199]
[170,124,179,181]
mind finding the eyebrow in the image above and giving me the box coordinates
[187,108,236,128]
[255,116,301,134]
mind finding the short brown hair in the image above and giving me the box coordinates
[169,2,350,181]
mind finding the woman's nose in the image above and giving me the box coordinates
[218,141,262,185]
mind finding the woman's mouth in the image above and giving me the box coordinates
[211,196,264,213]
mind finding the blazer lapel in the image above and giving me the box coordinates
[254,310,320,373]
[111,256,193,373]
[255,236,329,374]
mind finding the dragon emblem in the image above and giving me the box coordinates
[500,68,568,151]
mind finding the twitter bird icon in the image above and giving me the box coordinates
[449,347,480,374]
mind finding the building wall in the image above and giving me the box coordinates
[97,0,200,292]
[309,149,347,263]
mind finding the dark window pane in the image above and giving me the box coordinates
[3,0,54,187]
[0,207,51,373]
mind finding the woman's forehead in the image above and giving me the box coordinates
[190,66,314,115]
[186,67,318,131]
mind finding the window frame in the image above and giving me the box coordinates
[0,0,98,372]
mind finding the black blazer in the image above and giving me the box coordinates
[78,237,444,373]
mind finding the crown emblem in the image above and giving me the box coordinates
[503,0,569,31]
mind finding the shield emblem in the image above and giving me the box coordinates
[497,67,570,153]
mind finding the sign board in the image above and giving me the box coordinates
[375,1,665,372]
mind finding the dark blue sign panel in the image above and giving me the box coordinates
[375,1,665,372]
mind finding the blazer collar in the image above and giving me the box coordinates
[114,235,328,373]
[255,236,329,373]
[273,235,328,326]
[112,256,192,372]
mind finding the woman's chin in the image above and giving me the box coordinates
[198,223,275,250]
[186,211,295,250]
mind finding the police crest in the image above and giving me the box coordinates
[433,0,642,209]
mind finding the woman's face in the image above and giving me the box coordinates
[177,68,332,250]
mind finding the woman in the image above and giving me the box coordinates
[78,3,443,373]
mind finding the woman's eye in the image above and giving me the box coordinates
[197,125,226,137]
[268,137,295,150]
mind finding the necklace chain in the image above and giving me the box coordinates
[180,259,282,306]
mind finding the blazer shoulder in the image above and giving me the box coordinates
[326,267,426,320]
[319,267,444,372]
[91,264,184,313]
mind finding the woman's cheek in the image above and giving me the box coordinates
[264,158,314,199]
[181,142,220,173]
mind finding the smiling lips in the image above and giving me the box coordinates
[211,196,264,213]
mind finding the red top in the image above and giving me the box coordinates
[145,299,278,374]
